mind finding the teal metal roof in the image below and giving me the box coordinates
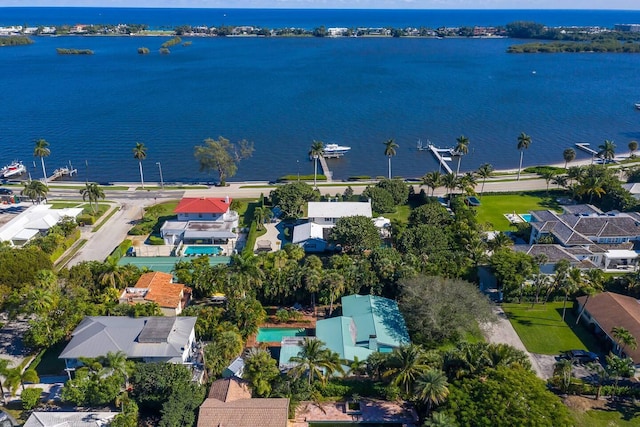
[118,256,230,273]
[315,317,372,362]
[341,295,410,348]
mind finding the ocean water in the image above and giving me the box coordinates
[1,8,640,183]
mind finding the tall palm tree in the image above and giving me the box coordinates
[309,141,324,188]
[383,139,399,179]
[476,163,493,198]
[560,267,582,321]
[80,182,105,214]
[423,412,457,427]
[99,256,126,289]
[422,171,442,197]
[629,140,638,158]
[578,176,606,204]
[454,135,469,176]
[132,142,147,189]
[289,338,343,385]
[34,138,50,185]
[440,173,458,201]
[563,148,576,169]
[540,169,557,194]
[21,180,48,204]
[5,367,39,395]
[0,359,9,405]
[414,369,449,415]
[612,326,638,357]
[576,269,604,325]
[516,132,532,181]
[554,358,574,393]
[102,350,131,389]
[384,344,427,395]
[598,140,616,162]
[457,172,477,196]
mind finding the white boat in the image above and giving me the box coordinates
[635,103,640,110]
[322,143,351,158]
[1,161,26,178]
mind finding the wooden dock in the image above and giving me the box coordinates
[317,156,333,182]
[428,144,454,174]
[48,165,78,181]
[575,142,599,157]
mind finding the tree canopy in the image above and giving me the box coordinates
[194,136,254,185]
[269,182,317,219]
[330,215,381,254]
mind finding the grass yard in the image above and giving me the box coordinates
[502,302,603,355]
[571,409,640,426]
[566,396,640,426]
[383,204,412,225]
[475,191,564,230]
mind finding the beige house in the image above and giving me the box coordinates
[119,272,191,316]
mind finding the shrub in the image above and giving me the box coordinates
[523,165,565,175]
[76,214,95,225]
[21,387,42,410]
[243,221,258,256]
[110,239,133,260]
[278,174,326,182]
[148,236,164,245]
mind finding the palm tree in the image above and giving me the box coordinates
[289,338,343,385]
[384,344,426,395]
[132,142,147,189]
[21,180,48,204]
[322,271,345,316]
[414,369,449,415]
[560,267,581,321]
[516,132,532,181]
[476,163,493,198]
[563,148,576,169]
[423,412,457,427]
[440,173,458,201]
[422,171,442,197]
[554,358,574,393]
[309,141,324,188]
[0,359,9,405]
[383,139,399,179]
[578,176,606,204]
[34,138,50,185]
[99,256,126,289]
[80,182,105,214]
[5,367,39,395]
[540,169,557,194]
[454,135,469,176]
[598,140,616,162]
[576,269,604,325]
[612,326,638,357]
[102,350,130,389]
[629,140,638,158]
[457,172,477,196]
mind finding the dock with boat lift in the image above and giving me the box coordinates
[47,163,78,182]
[427,144,454,174]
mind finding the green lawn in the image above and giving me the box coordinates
[570,406,640,426]
[475,191,564,230]
[383,204,412,225]
[502,302,603,355]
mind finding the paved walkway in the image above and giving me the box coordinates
[483,306,548,379]
[253,222,283,252]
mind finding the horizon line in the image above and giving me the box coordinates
[1,6,639,11]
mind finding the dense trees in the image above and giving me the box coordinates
[330,215,381,254]
[269,182,318,219]
[194,136,254,185]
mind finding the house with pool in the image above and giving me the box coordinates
[118,271,192,316]
[525,204,640,272]
[160,196,239,256]
[279,295,410,369]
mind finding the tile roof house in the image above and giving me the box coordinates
[281,295,409,366]
[576,292,640,363]
[24,412,116,427]
[0,204,83,247]
[528,204,640,270]
[160,197,239,254]
[119,272,192,316]
[59,316,197,373]
[197,377,289,427]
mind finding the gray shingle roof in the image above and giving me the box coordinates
[24,412,116,427]
[59,316,196,361]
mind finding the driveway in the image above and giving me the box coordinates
[484,306,548,379]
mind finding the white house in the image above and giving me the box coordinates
[0,204,82,247]
[160,197,239,252]
[59,316,198,374]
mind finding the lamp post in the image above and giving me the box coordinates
[297,160,300,182]
[156,162,164,190]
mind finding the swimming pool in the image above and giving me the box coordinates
[519,214,533,223]
[183,245,223,256]
[256,327,307,342]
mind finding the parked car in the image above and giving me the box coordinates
[0,188,13,195]
[560,349,599,364]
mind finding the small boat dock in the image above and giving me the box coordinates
[317,156,333,182]
[427,143,454,174]
[48,163,78,181]
[575,142,599,157]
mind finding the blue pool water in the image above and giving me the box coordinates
[519,214,533,223]
[183,245,222,256]
[256,328,306,342]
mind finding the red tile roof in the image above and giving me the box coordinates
[132,272,191,310]
[174,197,231,214]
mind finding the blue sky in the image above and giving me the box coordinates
[0,0,638,9]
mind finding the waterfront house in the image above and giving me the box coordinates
[59,316,197,374]
[576,292,640,364]
[118,271,192,316]
[527,204,640,271]
[160,196,239,254]
[0,204,82,247]
[197,377,289,427]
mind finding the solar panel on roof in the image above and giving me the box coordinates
[138,317,176,343]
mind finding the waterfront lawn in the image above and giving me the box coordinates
[475,191,564,230]
[502,302,602,355]
[128,200,179,236]
[383,204,412,225]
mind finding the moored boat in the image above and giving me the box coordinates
[1,161,26,178]
[322,143,351,158]
[635,103,640,110]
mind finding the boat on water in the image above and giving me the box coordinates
[635,103,640,110]
[1,161,26,178]
[321,143,351,158]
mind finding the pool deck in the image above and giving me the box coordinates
[246,313,317,348]
[291,399,418,427]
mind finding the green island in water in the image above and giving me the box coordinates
[56,48,94,55]
[0,35,34,47]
